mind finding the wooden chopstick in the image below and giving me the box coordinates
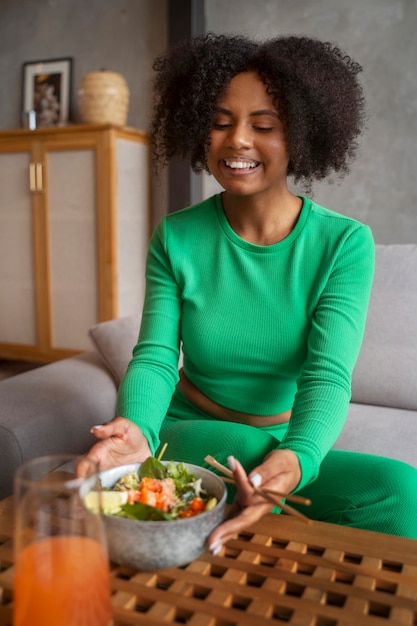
[254,486,311,506]
[253,487,313,525]
[204,455,313,525]
[205,455,234,477]
[204,455,311,505]
[219,476,311,506]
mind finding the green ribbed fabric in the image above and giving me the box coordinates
[155,393,417,538]
[117,194,375,488]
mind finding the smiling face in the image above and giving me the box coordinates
[206,71,289,200]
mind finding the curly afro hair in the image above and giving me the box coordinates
[149,32,366,191]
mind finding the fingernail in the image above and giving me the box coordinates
[227,455,236,470]
[90,424,103,433]
[209,540,223,556]
[250,472,262,488]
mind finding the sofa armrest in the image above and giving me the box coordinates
[0,351,117,499]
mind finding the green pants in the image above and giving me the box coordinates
[158,390,417,539]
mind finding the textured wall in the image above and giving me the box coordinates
[0,0,168,224]
[0,0,167,131]
[1,1,415,241]
[204,0,417,243]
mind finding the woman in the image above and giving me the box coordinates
[86,33,417,548]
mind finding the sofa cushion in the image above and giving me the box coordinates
[351,244,417,410]
[88,315,140,385]
[334,402,417,468]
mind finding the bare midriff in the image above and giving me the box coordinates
[177,369,291,426]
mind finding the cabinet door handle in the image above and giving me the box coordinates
[29,163,37,191]
[36,162,43,192]
[29,162,44,192]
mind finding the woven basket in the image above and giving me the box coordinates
[77,71,129,125]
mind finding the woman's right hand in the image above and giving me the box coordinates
[85,417,152,471]
[207,450,301,554]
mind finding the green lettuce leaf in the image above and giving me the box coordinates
[139,457,168,480]
[118,501,174,521]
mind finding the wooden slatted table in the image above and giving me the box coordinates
[1,494,416,625]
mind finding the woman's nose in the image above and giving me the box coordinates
[227,124,252,149]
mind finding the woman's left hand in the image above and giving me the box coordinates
[207,449,301,555]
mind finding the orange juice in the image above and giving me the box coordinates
[14,535,112,626]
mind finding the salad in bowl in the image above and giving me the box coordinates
[83,457,227,570]
[85,456,218,521]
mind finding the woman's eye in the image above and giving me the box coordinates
[255,126,273,133]
[212,122,230,130]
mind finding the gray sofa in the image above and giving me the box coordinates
[1,244,416,499]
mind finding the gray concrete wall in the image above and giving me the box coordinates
[0,0,167,131]
[1,1,415,241]
[0,0,168,224]
[204,0,417,243]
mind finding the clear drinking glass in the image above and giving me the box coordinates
[13,454,112,626]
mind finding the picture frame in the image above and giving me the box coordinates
[21,57,73,128]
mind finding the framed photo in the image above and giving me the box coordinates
[22,57,73,127]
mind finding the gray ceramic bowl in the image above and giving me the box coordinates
[95,462,227,570]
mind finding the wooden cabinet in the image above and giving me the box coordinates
[0,124,150,362]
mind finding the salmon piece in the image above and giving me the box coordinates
[137,477,177,512]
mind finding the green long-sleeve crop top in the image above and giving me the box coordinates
[117,194,375,488]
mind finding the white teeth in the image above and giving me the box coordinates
[225,160,257,169]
